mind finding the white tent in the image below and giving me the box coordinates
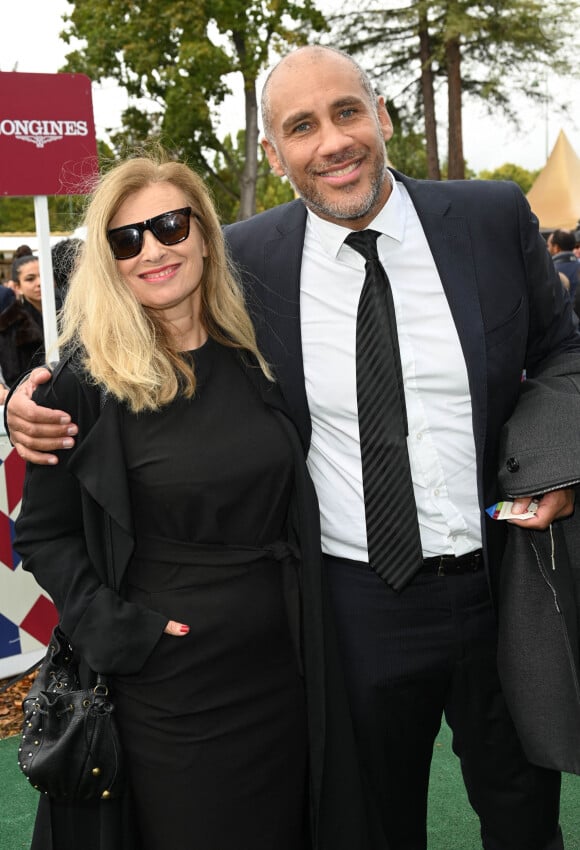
[526,130,580,231]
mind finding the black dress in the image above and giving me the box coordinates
[112,338,308,850]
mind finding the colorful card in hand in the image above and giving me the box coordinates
[486,500,539,520]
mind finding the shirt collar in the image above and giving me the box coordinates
[306,169,407,259]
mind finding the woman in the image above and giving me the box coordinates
[14,155,367,850]
[0,254,44,402]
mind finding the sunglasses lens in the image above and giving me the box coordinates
[108,227,142,260]
[108,208,191,260]
[152,211,190,245]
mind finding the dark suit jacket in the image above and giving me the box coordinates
[225,170,580,590]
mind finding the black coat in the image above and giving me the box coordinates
[0,298,44,387]
[14,355,377,850]
[497,352,580,775]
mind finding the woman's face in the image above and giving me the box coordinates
[108,182,208,321]
[16,260,42,311]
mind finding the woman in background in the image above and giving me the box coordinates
[0,254,44,403]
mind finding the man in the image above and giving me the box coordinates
[547,228,580,302]
[6,47,579,850]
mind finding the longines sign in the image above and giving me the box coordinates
[0,72,98,196]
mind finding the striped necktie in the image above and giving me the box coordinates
[345,229,423,591]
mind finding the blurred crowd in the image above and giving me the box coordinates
[0,238,82,403]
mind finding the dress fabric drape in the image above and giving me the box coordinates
[110,339,307,850]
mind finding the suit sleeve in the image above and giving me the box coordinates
[14,365,167,674]
[516,185,580,373]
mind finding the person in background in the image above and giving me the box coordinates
[0,255,44,403]
[14,244,33,257]
[547,229,580,302]
[51,237,83,302]
[12,154,369,850]
[573,230,580,260]
[0,280,15,313]
[5,244,35,290]
[6,47,580,850]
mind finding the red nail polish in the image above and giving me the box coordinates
[180,625,190,634]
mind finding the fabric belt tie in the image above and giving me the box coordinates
[421,549,483,576]
[134,534,299,567]
[133,534,304,676]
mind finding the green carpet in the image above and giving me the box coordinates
[429,722,580,849]
[0,736,37,849]
[0,725,578,848]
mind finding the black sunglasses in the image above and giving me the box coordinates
[107,207,192,260]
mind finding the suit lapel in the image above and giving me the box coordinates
[258,201,312,449]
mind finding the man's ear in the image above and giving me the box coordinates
[261,138,286,177]
[377,96,394,143]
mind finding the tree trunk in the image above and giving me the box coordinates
[446,36,464,179]
[238,80,258,220]
[418,18,441,181]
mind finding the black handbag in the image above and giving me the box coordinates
[18,625,124,800]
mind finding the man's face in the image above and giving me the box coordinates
[262,51,394,230]
[547,234,558,255]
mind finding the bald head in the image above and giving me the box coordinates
[261,46,377,142]
[259,45,393,229]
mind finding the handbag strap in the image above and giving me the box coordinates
[0,656,44,695]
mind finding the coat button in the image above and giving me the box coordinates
[506,457,520,473]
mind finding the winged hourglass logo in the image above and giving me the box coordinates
[17,135,62,149]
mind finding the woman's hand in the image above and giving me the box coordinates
[164,620,190,636]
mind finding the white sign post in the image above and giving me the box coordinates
[33,195,59,360]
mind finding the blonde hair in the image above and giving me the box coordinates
[60,154,272,412]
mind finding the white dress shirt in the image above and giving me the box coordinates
[300,174,482,561]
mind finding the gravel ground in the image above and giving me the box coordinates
[0,673,37,739]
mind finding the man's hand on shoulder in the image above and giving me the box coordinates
[7,367,78,465]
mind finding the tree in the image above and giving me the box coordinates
[385,104,429,179]
[329,0,579,180]
[211,131,295,223]
[477,163,540,195]
[0,196,86,235]
[61,0,327,219]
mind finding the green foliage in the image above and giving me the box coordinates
[477,163,541,194]
[385,104,429,178]
[333,0,574,117]
[330,0,580,176]
[210,131,294,223]
[0,196,86,235]
[60,0,328,214]
[0,196,35,233]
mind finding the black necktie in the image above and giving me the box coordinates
[345,229,423,591]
